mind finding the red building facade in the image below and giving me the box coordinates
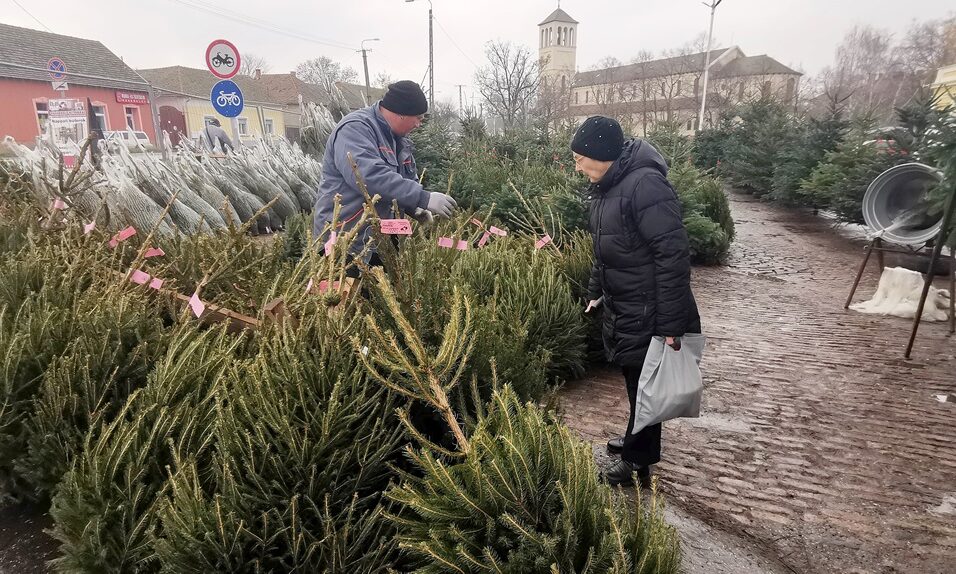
[0,78,155,145]
[0,22,156,148]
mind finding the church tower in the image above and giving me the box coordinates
[538,3,578,91]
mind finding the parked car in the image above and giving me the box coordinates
[103,130,152,148]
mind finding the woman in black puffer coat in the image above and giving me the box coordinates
[573,116,701,487]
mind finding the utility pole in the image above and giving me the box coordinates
[428,2,434,110]
[456,84,465,114]
[405,0,434,110]
[359,38,380,101]
[697,0,723,131]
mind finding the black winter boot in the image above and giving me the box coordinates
[606,436,624,454]
[602,459,651,487]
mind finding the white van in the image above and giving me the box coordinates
[104,130,152,148]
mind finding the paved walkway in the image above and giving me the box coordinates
[561,192,956,574]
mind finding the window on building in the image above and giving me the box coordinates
[575,91,579,104]
[738,83,746,100]
[237,118,248,136]
[264,118,274,135]
[686,119,694,131]
[124,106,139,130]
[92,104,108,131]
[676,80,682,95]
[762,80,772,98]
[785,77,796,103]
[694,77,700,97]
[586,91,590,103]
[34,100,49,135]
[561,75,566,90]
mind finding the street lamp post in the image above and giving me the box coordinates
[359,38,380,101]
[697,0,723,131]
[405,0,434,110]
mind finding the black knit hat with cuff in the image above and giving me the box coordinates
[381,80,429,116]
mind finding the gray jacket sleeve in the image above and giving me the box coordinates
[332,122,430,212]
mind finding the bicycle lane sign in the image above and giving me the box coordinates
[211,79,244,117]
[205,39,240,79]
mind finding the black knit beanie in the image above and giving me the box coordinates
[381,80,429,116]
[571,116,625,161]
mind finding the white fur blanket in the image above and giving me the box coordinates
[851,267,951,321]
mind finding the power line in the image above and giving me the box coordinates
[431,14,480,69]
[165,0,356,52]
[10,0,52,32]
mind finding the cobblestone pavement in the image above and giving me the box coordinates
[560,192,956,574]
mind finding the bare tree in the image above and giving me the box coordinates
[295,56,358,96]
[820,25,899,124]
[534,69,576,133]
[630,50,655,65]
[475,40,540,130]
[589,56,622,71]
[239,53,271,77]
[373,72,394,89]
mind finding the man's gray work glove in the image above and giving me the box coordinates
[426,192,457,219]
[412,207,434,225]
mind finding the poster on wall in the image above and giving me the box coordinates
[47,98,88,153]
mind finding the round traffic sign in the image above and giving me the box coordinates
[211,80,244,117]
[47,57,67,80]
[205,39,240,79]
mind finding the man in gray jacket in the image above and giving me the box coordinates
[312,80,456,271]
[203,118,234,154]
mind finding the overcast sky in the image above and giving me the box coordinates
[4,0,954,107]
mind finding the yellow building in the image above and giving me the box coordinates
[930,64,956,110]
[138,66,289,147]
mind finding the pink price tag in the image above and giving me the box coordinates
[318,280,342,293]
[188,292,205,318]
[437,237,454,249]
[83,221,96,234]
[63,155,75,169]
[324,232,337,256]
[148,277,164,290]
[478,231,491,248]
[110,226,137,248]
[129,269,151,285]
[489,226,508,237]
[380,219,413,235]
[470,218,483,227]
[456,239,469,251]
[143,247,165,259]
[534,234,553,250]
[52,198,67,210]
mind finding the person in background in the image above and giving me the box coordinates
[203,118,234,154]
[312,80,457,274]
[573,115,702,487]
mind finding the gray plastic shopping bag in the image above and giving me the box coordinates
[630,334,706,434]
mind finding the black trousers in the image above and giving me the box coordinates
[621,361,663,467]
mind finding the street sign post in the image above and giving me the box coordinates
[205,39,240,79]
[210,79,244,117]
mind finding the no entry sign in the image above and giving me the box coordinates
[205,39,240,79]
